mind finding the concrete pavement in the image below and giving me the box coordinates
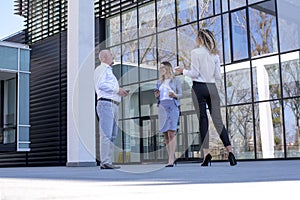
[0,160,299,199]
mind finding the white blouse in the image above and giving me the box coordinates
[159,79,174,101]
[183,46,221,83]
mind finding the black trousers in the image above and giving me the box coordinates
[192,81,231,149]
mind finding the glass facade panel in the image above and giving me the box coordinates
[198,0,214,19]
[121,41,139,84]
[19,126,30,141]
[249,0,277,57]
[122,118,141,163]
[226,61,252,104]
[0,46,18,70]
[139,2,155,37]
[277,0,300,52]
[231,9,249,61]
[122,9,138,42]
[230,0,246,10]
[178,23,197,67]
[157,0,175,32]
[183,114,200,158]
[281,52,300,98]
[19,73,30,125]
[1,77,16,147]
[252,56,281,102]
[248,0,267,5]
[218,67,226,106]
[140,81,158,117]
[157,30,177,65]
[106,15,120,46]
[215,0,221,14]
[141,117,166,161]
[284,98,300,158]
[113,121,124,163]
[20,50,30,71]
[139,35,157,82]
[122,83,139,119]
[227,104,254,159]
[176,0,197,25]
[255,101,284,159]
[223,13,231,64]
[222,0,228,12]
[176,75,193,112]
[207,107,229,160]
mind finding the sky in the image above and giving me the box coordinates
[0,0,25,40]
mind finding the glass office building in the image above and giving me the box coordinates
[104,0,300,163]
[1,0,298,167]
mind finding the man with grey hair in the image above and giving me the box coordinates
[94,49,128,169]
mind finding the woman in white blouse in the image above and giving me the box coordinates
[175,29,237,166]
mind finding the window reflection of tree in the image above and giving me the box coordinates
[249,4,277,56]
[225,66,253,155]
[249,2,277,57]
[158,30,177,64]
[231,9,248,60]
[226,68,252,104]
[227,104,253,154]
[139,36,156,66]
[176,0,197,25]
[122,9,138,48]
[282,59,300,150]
[157,0,175,32]
[265,64,281,100]
[270,101,283,151]
[198,0,213,19]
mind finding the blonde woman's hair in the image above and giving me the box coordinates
[159,61,175,82]
[198,29,219,55]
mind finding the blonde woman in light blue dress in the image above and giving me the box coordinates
[154,61,182,167]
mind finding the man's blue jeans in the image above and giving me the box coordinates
[96,100,119,166]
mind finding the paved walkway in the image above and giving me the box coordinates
[0,160,299,200]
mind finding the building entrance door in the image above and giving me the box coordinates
[139,111,202,163]
[176,112,202,161]
[140,116,167,163]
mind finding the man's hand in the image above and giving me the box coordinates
[118,88,129,97]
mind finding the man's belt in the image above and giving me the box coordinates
[98,98,120,106]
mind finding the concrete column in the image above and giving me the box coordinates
[256,59,275,158]
[67,0,96,166]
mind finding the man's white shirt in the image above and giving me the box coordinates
[94,63,121,102]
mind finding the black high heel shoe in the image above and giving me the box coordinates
[165,159,178,167]
[201,153,212,167]
[165,164,174,167]
[228,152,237,166]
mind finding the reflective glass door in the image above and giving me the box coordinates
[0,75,17,151]
[141,116,167,163]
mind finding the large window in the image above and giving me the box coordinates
[0,43,30,152]
[277,0,300,52]
[231,9,249,61]
[0,77,16,151]
[249,0,278,57]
